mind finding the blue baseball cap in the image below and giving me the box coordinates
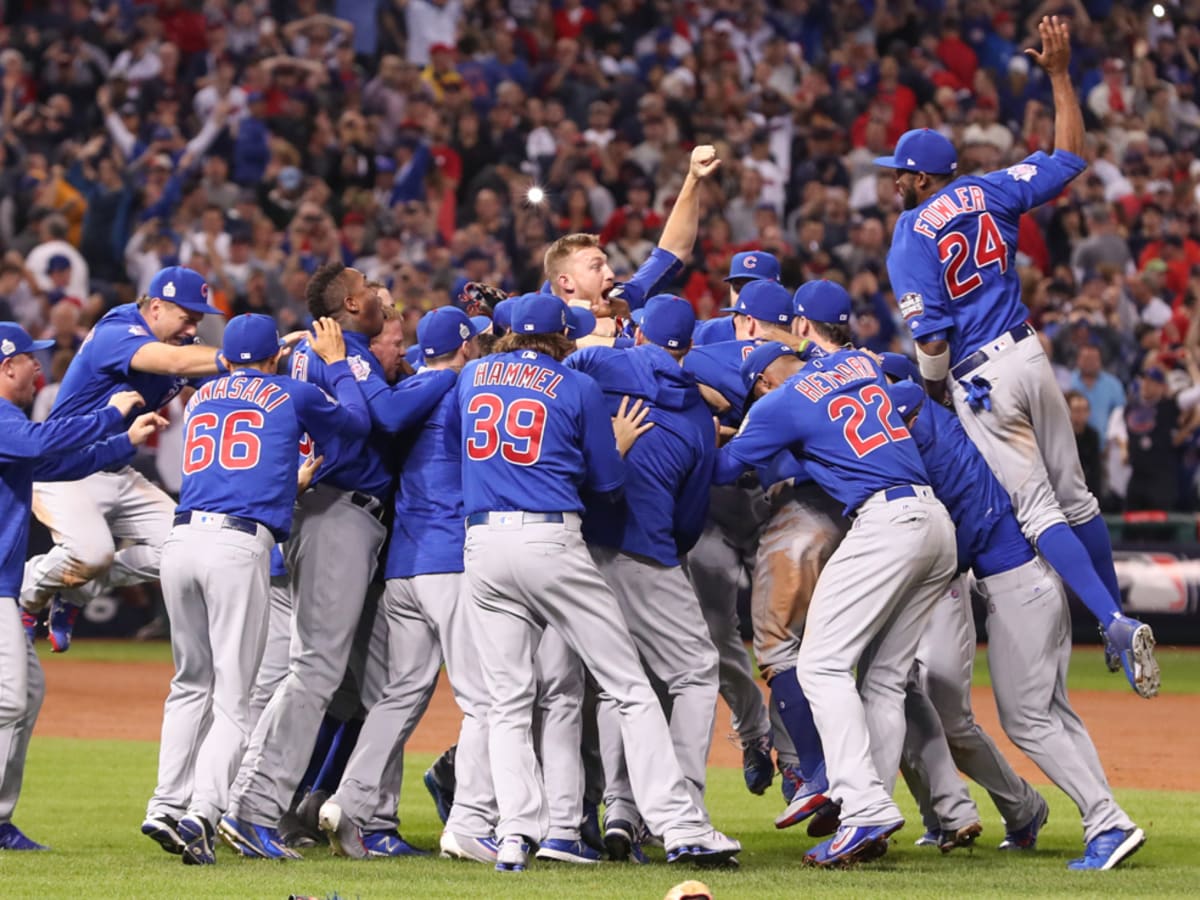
[726,280,793,324]
[471,315,493,335]
[147,266,221,314]
[873,128,958,175]
[492,298,514,336]
[793,280,851,324]
[0,322,54,359]
[512,293,568,335]
[47,254,72,273]
[222,313,282,363]
[633,294,695,349]
[879,352,919,382]
[418,306,478,358]
[567,306,597,340]
[740,341,800,392]
[890,380,927,420]
[724,251,781,284]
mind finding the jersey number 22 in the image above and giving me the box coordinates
[828,385,909,459]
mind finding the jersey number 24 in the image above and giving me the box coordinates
[182,410,263,474]
[938,211,1007,300]
[465,393,547,466]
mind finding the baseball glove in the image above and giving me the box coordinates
[458,281,509,317]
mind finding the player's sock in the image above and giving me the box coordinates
[767,670,824,781]
[1038,523,1120,625]
[1071,515,1122,606]
[313,718,363,794]
[296,715,342,799]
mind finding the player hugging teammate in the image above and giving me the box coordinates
[0,13,1154,878]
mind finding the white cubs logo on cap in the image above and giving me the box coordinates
[459,323,470,339]
[201,283,209,298]
[744,255,757,269]
[163,281,176,298]
[0,339,14,356]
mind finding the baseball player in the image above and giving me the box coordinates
[565,294,721,857]
[317,307,500,862]
[143,315,369,866]
[875,16,1158,698]
[221,263,457,859]
[717,340,957,866]
[1,322,165,851]
[459,293,740,871]
[690,251,784,346]
[882,358,1146,871]
[694,271,797,349]
[21,267,228,651]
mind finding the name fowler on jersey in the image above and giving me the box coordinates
[792,355,879,402]
[471,352,564,398]
[186,376,292,415]
[911,185,989,238]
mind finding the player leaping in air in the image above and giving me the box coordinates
[874,15,1159,698]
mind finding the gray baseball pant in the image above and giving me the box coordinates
[147,516,274,826]
[464,513,713,846]
[981,558,1135,842]
[229,484,386,826]
[333,572,497,837]
[0,599,44,825]
[534,626,586,841]
[797,487,957,828]
[592,548,718,809]
[904,577,1042,830]
[23,468,175,611]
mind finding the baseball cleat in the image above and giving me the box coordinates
[742,733,774,795]
[217,814,301,860]
[1066,826,1145,871]
[581,800,604,853]
[20,609,38,645]
[938,821,982,854]
[779,762,803,803]
[439,831,499,864]
[915,829,941,847]
[47,595,80,653]
[318,799,368,859]
[495,835,531,872]
[141,813,185,855]
[1104,615,1160,699]
[423,755,456,825]
[603,819,637,862]
[536,837,602,864]
[998,795,1049,851]
[665,828,741,866]
[803,821,903,868]
[775,763,831,829]
[362,830,427,857]
[179,815,215,866]
[0,823,49,851]
[806,800,841,838]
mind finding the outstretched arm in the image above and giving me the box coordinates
[1026,15,1083,157]
[657,145,722,262]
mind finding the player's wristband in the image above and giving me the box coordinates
[214,351,229,375]
[916,344,949,382]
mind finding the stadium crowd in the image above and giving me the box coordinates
[2,0,1200,513]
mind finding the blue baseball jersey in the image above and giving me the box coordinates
[458,350,625,515]
[692,316,736,347]
[290,330,456,499]
[682,338,759,426]
[888,150,1086,366]
[890,381,1033,577]
[386,372,467,578]
[50,304,190,427]
[567,344,714,564]
[0,400,133,598]
[177,363,371,540]
[716,348,929,516]
[611,247,682,311]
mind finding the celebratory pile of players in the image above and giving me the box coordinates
[0,17,1157,873]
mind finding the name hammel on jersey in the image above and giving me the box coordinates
[472,351,564,397]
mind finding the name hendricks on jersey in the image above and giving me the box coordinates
[187,376,292,415]
[911,185,988,239]
[471,355,564,398]
[793,356,878,402]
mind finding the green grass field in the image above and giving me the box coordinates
[4,644,1198,898]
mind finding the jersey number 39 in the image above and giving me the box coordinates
[938,211,1007,300]
[182,410,264,474]
[465,393,547,466]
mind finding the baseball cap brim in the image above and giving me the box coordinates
[27,338,56,353]
[722,272,767,283]
[470,315,492,334]
[567,307,596,340]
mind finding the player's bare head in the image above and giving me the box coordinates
[544,233,614,304]
[494,331,574,362]
[307,263,384,337]
[369,310,406,383]
[137,295,205,344]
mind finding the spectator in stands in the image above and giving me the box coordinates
[1124,367,1182,512]
[1071,343,1128,448]
[1067,389,1105,500]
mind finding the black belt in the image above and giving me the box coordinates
[349,491,385,521]
[465,511,565,527]
[950,322,1036,380]
[173,510,263,537]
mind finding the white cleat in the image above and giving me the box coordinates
[440,831,500,864]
